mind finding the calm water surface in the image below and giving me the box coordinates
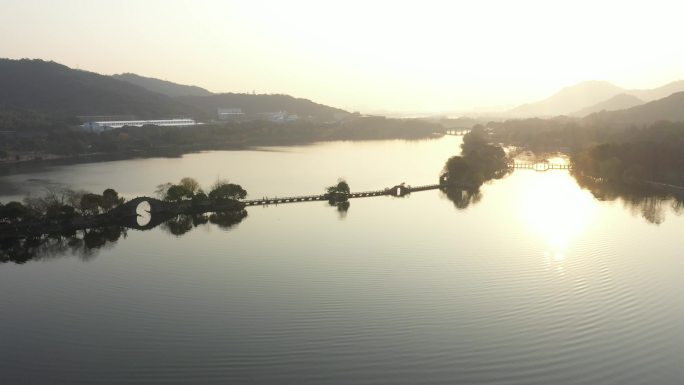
[1,137,683,384]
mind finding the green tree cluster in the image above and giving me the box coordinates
[79,189,125,215]
[156,177,247,202]
[441,128,509,188]
[208,180,247,201]
[1,187,124,225]
[570,121,684,185]
[325,179,350,205]
[0,201,29,223]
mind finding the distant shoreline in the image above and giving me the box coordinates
[0,135,445,176]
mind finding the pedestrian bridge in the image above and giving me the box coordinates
[509,162,572,171]
[242,183,444,206]
[241,162,573,207]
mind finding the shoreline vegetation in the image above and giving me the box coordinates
[0,178,248,242]
[0,175,395,245]
[489,119,684,188]
[0,58,483,174]
[485,116,684,222]
[0,117,463,175]
[439,127,511,209]
[439,125,684,219]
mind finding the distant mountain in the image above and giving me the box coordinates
[630,80,684,102]
[509,80,684,118]
[509,81,625,118]
[0,59,196,120]
[584,91,684,127]
[178,93,347,121]
[572,93,644,117]
[112,73,213,97]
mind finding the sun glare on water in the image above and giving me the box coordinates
[517,171,598,262]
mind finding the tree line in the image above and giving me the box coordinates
[0,117,440,163]
[487,117,684,186]
[0,177,248,228]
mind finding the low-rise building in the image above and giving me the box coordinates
[217,108,245,121]
[82,119,198,133]
[256,111,299,123]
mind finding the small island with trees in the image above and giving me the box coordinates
[0,178,250,241]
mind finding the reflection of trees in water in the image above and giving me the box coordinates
[159,210,248,236]
[573,172,684,224]
[440,186,482,209]
[0,226,126,264]
[2,209,249,264]
[160,214,195,236]
[334,201,350,219]
[209,210,248,229]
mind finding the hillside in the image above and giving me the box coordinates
[178,93,347,121]
[585,91,684,127]
[112,73,213,97]
[509,79,684,118]
[0,59,350,131]
[0,59,197,121]
[509,81,624,118]
[572,93,643,117]
[630,80,684,102]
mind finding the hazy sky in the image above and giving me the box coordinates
[2,0,684,113]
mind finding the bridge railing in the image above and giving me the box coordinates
[509,162,572,170]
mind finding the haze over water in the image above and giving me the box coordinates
[2,137,683,384]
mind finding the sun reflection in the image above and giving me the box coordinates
[518,172,597,263]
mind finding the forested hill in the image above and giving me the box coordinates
[112,73,213,97]
[572,93,643,117]
[0,59,197,120]
[178,93,347,121]
[0,59,348,131]
[488,90,684,152]
[584,91,684,128]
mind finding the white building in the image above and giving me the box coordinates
[82,119,198,133]
[217,108,245,120]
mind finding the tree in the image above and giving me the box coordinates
[155,183,174,199]
[461,125,488,156]
[325,179,350,204]
[208,180,247,201]
[179,178,201,195]
[157,178,202,202]
[326,179,350,195]
[191,190,209,206]
[46,205,77,220]
[100,188,124,211]
[23,186,71,214]
[164,184,193,202]
[441,156,477,185]
[0,201,28,222]
[80,193,102,215]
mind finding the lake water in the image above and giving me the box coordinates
[2,137,684,384]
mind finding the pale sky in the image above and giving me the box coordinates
[2,0,684,113]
